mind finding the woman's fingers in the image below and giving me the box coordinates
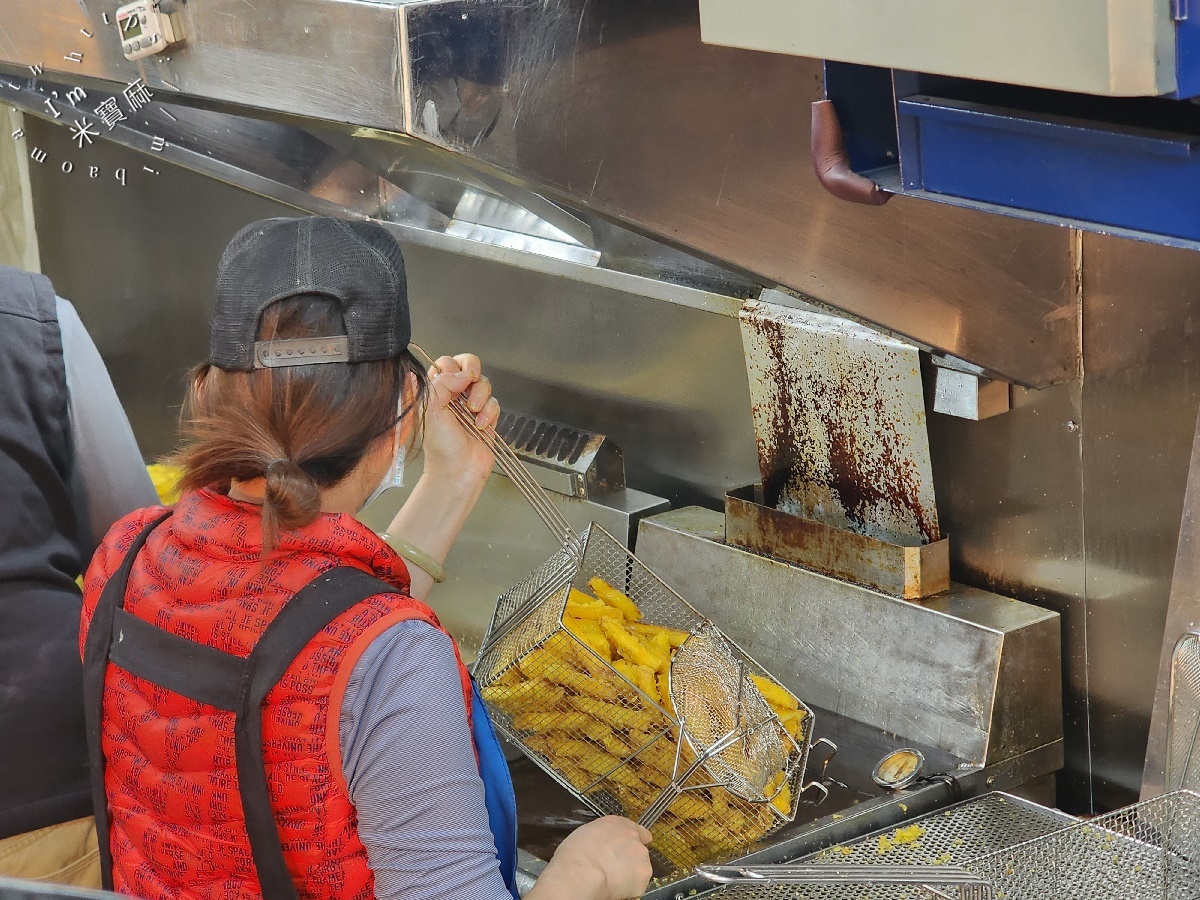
[465,375,492,413]
[476,396,500,429]
[453,353,482,380]
[432,354,461,376]
[427,353,498,426]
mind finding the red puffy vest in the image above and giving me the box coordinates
[80,490,475,900]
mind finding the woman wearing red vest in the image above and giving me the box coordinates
[78,218,653,900]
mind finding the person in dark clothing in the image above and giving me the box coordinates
[0,264,156,887]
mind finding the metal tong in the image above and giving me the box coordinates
[410,344,580,551]
[697,864,993,900]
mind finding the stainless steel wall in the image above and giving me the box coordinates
[13,1,1200,813]
[22,115,761,510]
[410,0,1080,388]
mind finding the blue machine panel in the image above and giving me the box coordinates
[1174,4,1200,98]
[898,95,1200,241]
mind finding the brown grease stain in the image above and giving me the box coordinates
[746,315,940,545]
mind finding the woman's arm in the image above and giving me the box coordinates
[340,623,652,900]
[57,297,158,559]
[340,621,513,900]
[380,353,499,600]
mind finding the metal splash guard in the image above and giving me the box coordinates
[740,302,939,547]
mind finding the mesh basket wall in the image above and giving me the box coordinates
[475,524,814,873]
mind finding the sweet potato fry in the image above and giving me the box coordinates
[630,622,690,649]
[588,577,643,621]
[600,618,661,669]
[750,674,799,711]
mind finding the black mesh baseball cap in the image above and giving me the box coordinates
[209,217,411,371]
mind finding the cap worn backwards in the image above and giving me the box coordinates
[208,217,411,371]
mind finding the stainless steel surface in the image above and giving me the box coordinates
[0,0,1078,387]
[724,484,950,600]
[0,0,407,128]
[966,790,1200,899]
[1080,235,1200,810]
[1145,407,1200,802]
[1166,632,1200,793]
[408,3,1078,387]
[741,302,939,545]
[16,112,758,506]
[636,509,1063,769]
[697,0,1174,96]
[0,75,755,318]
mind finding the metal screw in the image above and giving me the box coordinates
[986,775,996,787]
[1066,420,1080,433]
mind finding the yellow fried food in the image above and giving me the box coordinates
[771,782,792,817]
[547,665,620,701]
[613,659,660,702]
[480,679,564,715]
[566,599,625,621]
[600,618,662,670]
[563,616,614,661]
[568,695,659,733]
[778,708,807,739]
[630,622,690,648]
[764,771,793,817]
[588,577,643,621]
[666,794,711,820]
[652,824,700,871]
[657,670,676,717]
[518,639,577,679]
[646,632,672,673]
[512,708,594,734]
[750,674,799,711]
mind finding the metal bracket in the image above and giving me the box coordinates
[1174,0,1188,22]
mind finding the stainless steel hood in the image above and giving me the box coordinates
[0,0,1078,388]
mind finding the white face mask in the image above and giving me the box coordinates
[362,392,407,510]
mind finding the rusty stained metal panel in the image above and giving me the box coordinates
[740,301,939,546]
[725,484,950,598]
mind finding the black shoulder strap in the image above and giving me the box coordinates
[82,511,173,891]
[84,522,397,899]
[233,567,401,899]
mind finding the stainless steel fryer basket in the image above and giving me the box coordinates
[473,522,829,873]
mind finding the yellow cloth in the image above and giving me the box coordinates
[147,463,184,505]
[0,816,101,888]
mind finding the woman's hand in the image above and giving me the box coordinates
[421,353,500,486]
[531,816,654,900]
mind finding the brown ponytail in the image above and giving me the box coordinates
[172,294,428,551]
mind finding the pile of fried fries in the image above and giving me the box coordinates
[480,576,806,871]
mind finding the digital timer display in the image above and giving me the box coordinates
[120,15,143,40]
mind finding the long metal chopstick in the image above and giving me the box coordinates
[409,345,580,550]
[696,865,994,900]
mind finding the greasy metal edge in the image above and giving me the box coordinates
[724,484,951,599]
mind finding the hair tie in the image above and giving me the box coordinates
[265,459,288,475]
